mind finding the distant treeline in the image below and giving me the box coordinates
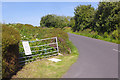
[40,14,71,28]
[40,2,120,40]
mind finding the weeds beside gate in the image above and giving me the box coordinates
[19,37,59,65]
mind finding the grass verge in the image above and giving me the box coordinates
[11,41,79,78]
[64,27,119,44]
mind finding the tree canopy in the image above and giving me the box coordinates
[92,2,120,34]
[40,2,119,40]
[40,14,71,28]
[72,2,120,35]
[72,5,95,32]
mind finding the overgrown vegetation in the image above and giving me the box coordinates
[12,41,79,78]
[73,5,95,32]
[64,27,119,43]
[2,23,78,78]
[72,2,120,33]
[7,23,71,54]
[2,24,20,78]
[1,23,79,78]
[65,2,120,44]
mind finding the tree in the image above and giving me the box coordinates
[40,14,56,28]
[69,17,75,27]
[73,5,95,32]
[40,14,71,28]
[92,2,120,34]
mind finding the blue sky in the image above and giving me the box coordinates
[2,2,99,26]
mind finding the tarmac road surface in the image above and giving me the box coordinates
[62,33,118,78]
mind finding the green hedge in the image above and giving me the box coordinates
[2,24,20,78]
[2,23,72,78]
[8,23,71,54]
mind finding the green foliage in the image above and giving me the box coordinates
[73,5,95,32]
[69,2,119,43]
[111,29,118,40]
[40,14,71,28]
[2,24,20,78]
[12,38,79,78]
[12,50,79,78]
[7,23,71,63]
[64,27,118,44]
[69,17,75,28]
[92,2,120,34]
[3,23,73,78]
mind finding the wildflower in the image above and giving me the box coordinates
[36,38,39,40]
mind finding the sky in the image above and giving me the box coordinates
[2,2,99,26]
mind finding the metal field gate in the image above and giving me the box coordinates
[19,37,59,65]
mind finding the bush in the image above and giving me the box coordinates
[2,24,20,78]
[111,29,118,40]
[9,24,70,54]
[6,23,72,65]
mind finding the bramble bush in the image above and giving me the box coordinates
[3,23,73,78]
[9,23,71,54]
[2,24,20,78]
[7,23,72,64]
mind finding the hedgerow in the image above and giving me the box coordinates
[9,23,71,54]
[2,23,72,78]
[2,24,20,78]
[8,24,72,63]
